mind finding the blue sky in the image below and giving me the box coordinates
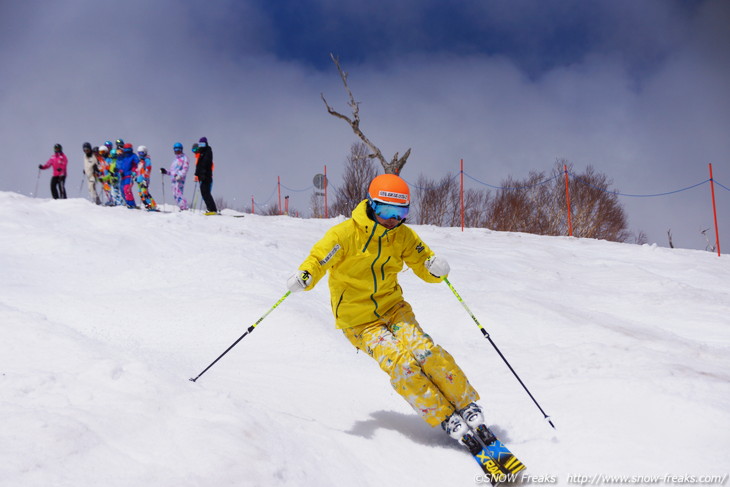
[1,0,728,250]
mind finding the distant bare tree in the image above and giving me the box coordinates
[261,204,283,216]
[483,161,630,242]
[564,163,630,241]
[633,230,648,245]
[411,173,490,227]
[310,191,325,218]
[486,171,556,235]
[413,174,459,226]
[701,228,716,252]
[321,54,411,175]
[330,143,378,217]
[463,187,491,228]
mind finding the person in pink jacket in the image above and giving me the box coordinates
[39,143,68,199]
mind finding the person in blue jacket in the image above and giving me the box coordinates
[118,143,139,208]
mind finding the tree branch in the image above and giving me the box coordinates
[321,53,410,175]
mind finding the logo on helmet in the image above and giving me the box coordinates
[378,190,408,204]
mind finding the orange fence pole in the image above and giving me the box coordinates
[564,164,573,237]
[709,163,721,256]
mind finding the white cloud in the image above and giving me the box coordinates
[1,0,727,250]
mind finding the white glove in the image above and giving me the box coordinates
[425,255,450,278]
[287,270,312,292]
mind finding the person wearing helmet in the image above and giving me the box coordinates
[161,142,190,211]
[194,136,217,215]
[103,148,125,206]
[38,143,68,199]
[190,143,200,184]
[82,142,101,205]
[96,146,112,204]
[134,145,158,211]
[117,143,139,208]
[286,174,484,444]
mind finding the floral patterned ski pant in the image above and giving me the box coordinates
[136,179,157,210]
[342,301,479,427]
[172,179,187,210]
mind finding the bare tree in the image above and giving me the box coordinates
[486,171,555,235]
[260,205,283,216]
[414,174,459,226]
[321,53,411,175]
[330,143,379,217]
[701,228,716,252]
[634,230,648,245]
[483,161,630,242]
[463,187,491,228]
[310,191,325,219]
[412,173,490,227]
[564,164,630,241]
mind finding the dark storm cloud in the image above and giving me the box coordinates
[0,0,727,250]
[257,0,701,78]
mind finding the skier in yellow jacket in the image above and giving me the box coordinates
[287,174,485,442]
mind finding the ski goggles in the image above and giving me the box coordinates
[370,200,409,220]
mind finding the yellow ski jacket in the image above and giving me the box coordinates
[298,199,443,329]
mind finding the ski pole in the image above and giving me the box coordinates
[192,181,199,212]
[444,277,555,429]
[33,168,41,197]
[161,173,166,210]
[189,290,292,382]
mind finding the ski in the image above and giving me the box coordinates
[474,425,526,483]
[460,432,509,485]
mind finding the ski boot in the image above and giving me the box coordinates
[442,411,483,454]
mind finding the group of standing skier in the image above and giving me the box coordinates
[38,136,217,214]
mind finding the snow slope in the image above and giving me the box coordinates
[1,191,728,487]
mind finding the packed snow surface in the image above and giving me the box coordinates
[1,192,728,487]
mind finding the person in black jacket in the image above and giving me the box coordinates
[195,136,218,214]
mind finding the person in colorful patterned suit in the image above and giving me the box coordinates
[117,143,139,208]
[82,142,101,204]
[161,142,189,211]
[103,149,125,206]
[286,174,485,443]
[96,146,112,204]
[135,146,158,210]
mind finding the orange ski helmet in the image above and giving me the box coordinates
[368,174,410,206]
[367,174,410,220]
